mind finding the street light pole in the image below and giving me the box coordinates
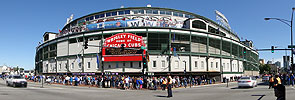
[291,8,294,74]
[264,7,295,74]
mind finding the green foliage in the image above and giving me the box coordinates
[259,64,271,74]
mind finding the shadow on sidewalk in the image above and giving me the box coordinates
[230,87,252,89]
[251,94,265,100]
[154,95,168,98]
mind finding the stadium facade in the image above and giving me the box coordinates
[35,6,259,81]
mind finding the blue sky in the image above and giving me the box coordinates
[0,0,294,69]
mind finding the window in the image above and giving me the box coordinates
[71,63,74,69]
[123,62,125,66]
[46,64,48,71]
[195,61,198,68]
[90,16,94,20]
[99,14,105,18]
[160,10,165,14]
[161,61,165,68]
[173,12,179,16]
[185,14,190,18]
[146,10,152,14]
[178,13,183,17]
[130,62,133,68]
[152,10,158,14]
[166,11,172,15]
[50,64,53,71]
[119,11,124,15]
[116,62,119,68]
[227,63,229,70]
[106,12,111,17]
[78,63,82,69]
[108,64,111,68]
[192,20,206,30]
[65,63,68,70]
[175,60,179,69]
[95,15,100,19]
[87,62,91,69]
[59,63,62,71]
[211,62,213,68]
[201,61,204,69]
[124,10,130,14]
[148,33,169,50]
[111,11,117,16]
[153,61,156,68]
[133,9,144,14]
[223,63,225,70]
[139,62,141,68]
[216,62,219,69]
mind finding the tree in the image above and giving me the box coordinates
[264,64,271,74]
[259,64,264,74]
[259,64,271,74]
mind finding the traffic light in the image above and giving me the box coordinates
[84,39,88,49]
[120,44,125,51]
[243,47,246,54]
[143,57,147,68]
[271,46,274,53]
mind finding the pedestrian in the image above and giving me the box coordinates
[274,84,285,100]
[167,75,173,98]
[162,77,167,90]
[153,77,158,90]
[291,74,295,86]
[269,75,274,89]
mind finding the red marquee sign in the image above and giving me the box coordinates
[102,33,146,62]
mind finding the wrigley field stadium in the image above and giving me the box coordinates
[35,5,259,81]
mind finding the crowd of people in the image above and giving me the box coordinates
[268,73,295,88]
[267,73,295,100]
[25,75,219,90]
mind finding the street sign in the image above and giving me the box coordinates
[141,46,146,50]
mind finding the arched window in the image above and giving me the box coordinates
[192,20,206,30]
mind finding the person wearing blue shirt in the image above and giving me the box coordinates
[74,76,78,86]
[291,74,294,86]
[70,76,73,85]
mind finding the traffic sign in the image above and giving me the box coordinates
[141,46,146,50]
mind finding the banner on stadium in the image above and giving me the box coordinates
[86,18,183,31]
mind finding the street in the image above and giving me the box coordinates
[0,79,295,100]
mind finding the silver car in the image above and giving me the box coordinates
[6,75,27,87]
[238,77,257,88]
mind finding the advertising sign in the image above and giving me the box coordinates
[86,18,184,31]
[102,33,146,62]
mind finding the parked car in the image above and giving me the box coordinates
[6,75,27,87]
[238,76,257,88]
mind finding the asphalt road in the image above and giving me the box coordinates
[0,79,295,100]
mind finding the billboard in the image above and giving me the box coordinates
[61,16,185,36]
[86,17,184,31]
[102,33,146,62]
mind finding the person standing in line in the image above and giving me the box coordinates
[162,77,167,90]
[291,74,294,86]
[167,75,173,98]
[153,77,158,90]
